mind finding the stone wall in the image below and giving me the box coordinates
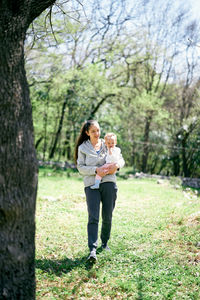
[133,172,200,189]
[182,177,200,189]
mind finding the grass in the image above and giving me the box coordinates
[36,168,200,299]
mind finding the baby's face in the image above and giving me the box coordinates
[105,137,116,149]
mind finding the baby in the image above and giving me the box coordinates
[90,132,122,189]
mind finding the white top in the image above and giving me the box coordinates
[106,147,122,163]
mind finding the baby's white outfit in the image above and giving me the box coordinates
[106,147,121,163]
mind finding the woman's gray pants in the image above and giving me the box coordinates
[84,182,118,251]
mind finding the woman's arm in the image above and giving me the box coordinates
[77,147,97,175]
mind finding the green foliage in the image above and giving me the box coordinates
[25,0,200,177]
[169,176,182,187]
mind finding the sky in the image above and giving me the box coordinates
[188,0,200,19]
[187,0,200,55]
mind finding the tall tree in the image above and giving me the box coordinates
[0,1,56,298]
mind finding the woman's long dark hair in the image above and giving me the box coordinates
[74,120,98,163]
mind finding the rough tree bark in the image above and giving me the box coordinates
[0,1,56,299]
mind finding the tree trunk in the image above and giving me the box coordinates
[171,153,180,176]
[0,1,56,298]
[0,29,37,300]
[181,138,190,177]
[141,113,152,173]
[63,130,71,160]
[181,122,198,178]
[35,136,44,149]
[49,97,68,159]
[43,94,49,161]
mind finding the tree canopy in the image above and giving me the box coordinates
[25,0,200,177]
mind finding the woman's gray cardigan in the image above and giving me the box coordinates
[77,139,125,187]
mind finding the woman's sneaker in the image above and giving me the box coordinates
[102,244,111,252]
[87,250,97,262]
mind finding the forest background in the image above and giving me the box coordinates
[25,0,200,178]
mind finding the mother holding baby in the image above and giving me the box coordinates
[74,120,125,262]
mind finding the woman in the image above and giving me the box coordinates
[75,120,125,262]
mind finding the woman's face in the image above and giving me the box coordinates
[86,122,100,141]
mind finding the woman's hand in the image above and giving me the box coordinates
[96,163,119,177]
[106,163,119,175]
[96,165,109,177]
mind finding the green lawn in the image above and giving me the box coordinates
[36,170,200,299]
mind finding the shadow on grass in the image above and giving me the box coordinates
[36,254,96,275]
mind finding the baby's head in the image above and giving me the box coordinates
[104,132,117,149]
